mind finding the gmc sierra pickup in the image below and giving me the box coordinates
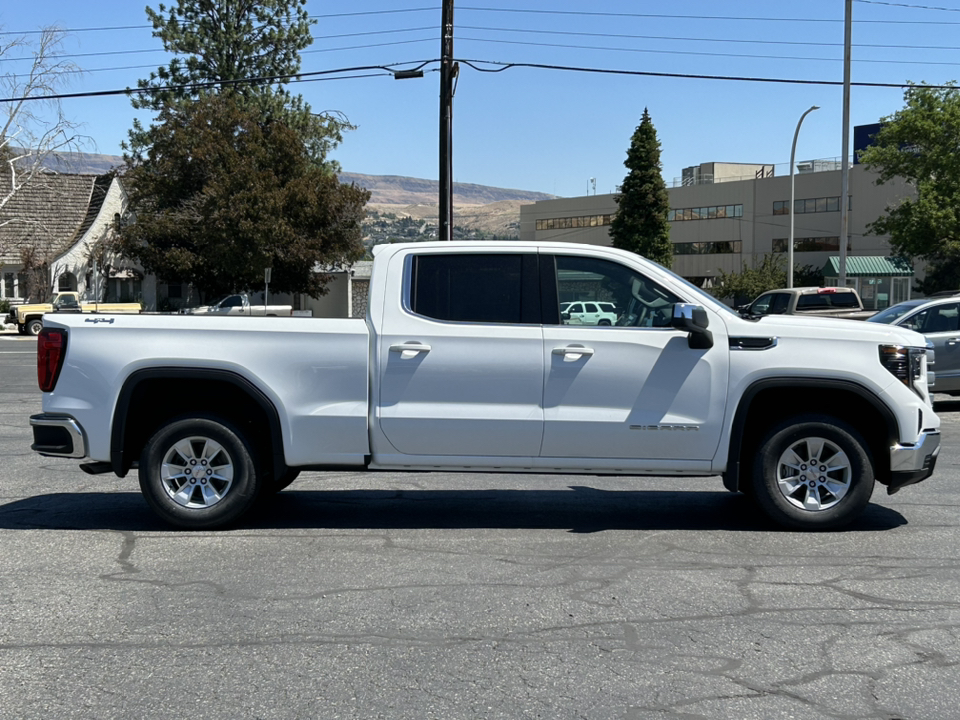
[30,242,940,531]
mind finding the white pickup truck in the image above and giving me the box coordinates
[30,242,940,531]
[182,293,292,316]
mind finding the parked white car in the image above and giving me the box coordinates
[561,301,619,326]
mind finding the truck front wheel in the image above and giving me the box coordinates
[271,468,301,492]
[26,319,43,336]
[751,414,874,530]
[138,416,262,529]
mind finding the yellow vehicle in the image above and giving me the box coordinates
[6,292,141,336]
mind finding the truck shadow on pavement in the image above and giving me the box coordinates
[0,486,908,533]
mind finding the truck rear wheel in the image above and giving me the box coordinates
[751,414,874,530]
[138,416,262,529]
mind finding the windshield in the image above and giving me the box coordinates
[867,299,926,324]
[53,295,80,308]
[642,257,740,318]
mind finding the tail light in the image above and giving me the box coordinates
[38,328,67,392]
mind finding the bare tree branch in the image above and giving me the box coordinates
[0,25,91,265]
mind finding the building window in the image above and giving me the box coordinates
[773,196,851,215]
[772,237,851,252]
[673,241,742,255]
[536,214,614,231]
[57,272,77,292]
[668,204,742,222]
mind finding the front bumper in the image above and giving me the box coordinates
[30,413,87,458]
[886,430,940,494]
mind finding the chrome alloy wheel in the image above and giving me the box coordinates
[160,436,235,509]
[775,436,852,512]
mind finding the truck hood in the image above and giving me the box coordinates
[729,313,926,347]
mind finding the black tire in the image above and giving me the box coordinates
[26,318,43,336]
[750,414,874,530]
[138,416,262,529]
[598,319,612,326]
[271,468,301,492]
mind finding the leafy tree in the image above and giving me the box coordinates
[117,93,369,299]
[713,254,823,307]
[712,255,825,307]
[713,254,786,306]
[859,83,960,294]
[794,263,825,288]
[128,0,348,166]
[609,108,672,266]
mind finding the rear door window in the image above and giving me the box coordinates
[410,253,539,324]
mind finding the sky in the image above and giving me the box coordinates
[3,0,960,198]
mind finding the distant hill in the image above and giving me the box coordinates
[34,152,555,238]
[34,151,125,175]
[339,172,555,206]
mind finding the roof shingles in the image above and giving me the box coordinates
[0,170,100,265]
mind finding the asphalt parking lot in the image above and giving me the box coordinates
[2,332,960,720]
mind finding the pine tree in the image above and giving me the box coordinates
[127,0,347,167]
[609,109,672,267]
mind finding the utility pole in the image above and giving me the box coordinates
[839,0,852,287]
[439,0,455,241]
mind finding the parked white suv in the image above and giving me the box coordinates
[561,301,619,326]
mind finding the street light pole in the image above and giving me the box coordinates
[839,0,853,287]
[788,105,820,288]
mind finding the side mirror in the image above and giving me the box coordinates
[561,312,571,321]
[671,303,713,349]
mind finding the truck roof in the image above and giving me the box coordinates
[761,286,859,296]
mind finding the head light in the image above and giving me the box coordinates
[879,344,928,398]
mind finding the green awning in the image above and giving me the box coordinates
[822,256,914,277]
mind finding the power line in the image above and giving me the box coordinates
[456,35,960,64]
[855,0,960,10]
[459,5,954,24]
[9,6,960,38]
[10,22,960,69]
[0,62,436,103]
[0,7,439,36]
[0,26,437,62]
[456,57,953,89]
[5,55,953,105]
[458,26,960,51]
[3,39,437,80]
[14,37,960,83]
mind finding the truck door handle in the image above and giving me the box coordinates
[947,338,959,346]
[552,345,594,361]
[389,342,432,359]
